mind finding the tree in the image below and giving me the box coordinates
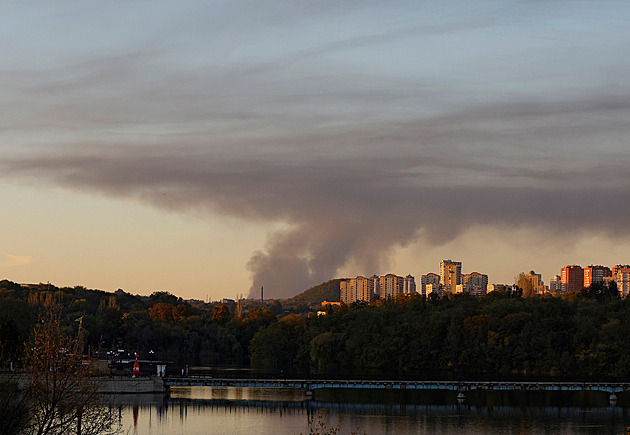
[148,302,174,322]
[515,273,535,298]
[310,332,345,371]
[23,307,116,435]
[172,304,189,322]
[149,291,179,305]
[580,280,619,301]
[0,367,29,435]
[211,305,231,325]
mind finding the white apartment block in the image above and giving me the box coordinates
[379,274,404,299]
[421,273,440,296]
[340,276,377,304]
[617,272,630,298]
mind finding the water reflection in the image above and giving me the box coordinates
[170,385,308,402]
[109,387,630,435]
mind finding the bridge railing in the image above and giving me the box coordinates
[163,377,630,394]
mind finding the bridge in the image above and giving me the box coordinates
[163,377,630,401]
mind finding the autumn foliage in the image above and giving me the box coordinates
[148,302,190,322]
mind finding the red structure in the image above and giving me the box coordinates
[583,265,612,288]
[133,353,140,378]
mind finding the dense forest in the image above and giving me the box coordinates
[0,279,628,379]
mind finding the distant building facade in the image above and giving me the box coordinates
[523,271,546,294]
[403,275,416,294]
[583,265,612,288]
[421,273,440,296]
[616,271,630,298]
[440,260,462,293]
[340,276,377,304]
[549,275,562,293]
[380,274,405,299]
[425,283,440,296]
[461,272,488,295]
[561,265,584,293]
[613,265,630,276]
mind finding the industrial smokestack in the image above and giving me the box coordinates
[260,286,263,305]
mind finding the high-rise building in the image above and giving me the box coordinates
[561,265,584,293]
[613,265,630,276]
[340,280,349,303]
[425,283,440,296]
[440,260,461,293]
[583,265,612,288]
[461,272,488,295]
[549,275,562,293]
[340,276,377,304]
[421,273,440,296]
[522,271,546,294]
[379,274,405,299]
[403,275,416,294]
[616,271,630,297]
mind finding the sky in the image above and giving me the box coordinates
[1,1,630,300]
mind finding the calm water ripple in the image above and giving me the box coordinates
[109,387,630,434]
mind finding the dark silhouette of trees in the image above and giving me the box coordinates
[6,278,630,382]
[22,307,116,435]
[580,280,619,302]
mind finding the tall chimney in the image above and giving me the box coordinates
[260,286,264,305]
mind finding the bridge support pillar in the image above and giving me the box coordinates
[457,392,465,403]
[610,393,617,405]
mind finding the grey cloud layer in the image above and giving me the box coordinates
[3,90,630,297]
[2,0,630,297]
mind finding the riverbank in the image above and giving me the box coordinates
[0,373,164,394]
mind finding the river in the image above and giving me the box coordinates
[110,386,630,434]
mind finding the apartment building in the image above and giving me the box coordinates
[421,273,440,296]
[340,276,377,304]
[403,275,416,294]
[523,271,546,294]
[583,265,612,288]
[440,260,461,293]
[616,271,630,297]
[561,265,584,293]
[461,272,488,295]
[425,283,440,296]
[380,274,405,299]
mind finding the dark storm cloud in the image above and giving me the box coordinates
[2,0,630,296]
[2,90,630,297]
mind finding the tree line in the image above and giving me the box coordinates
[1,279,628,381]
[250,281,629,378]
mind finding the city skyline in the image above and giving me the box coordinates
[1,1,630,300]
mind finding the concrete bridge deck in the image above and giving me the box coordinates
[163,377,630,394]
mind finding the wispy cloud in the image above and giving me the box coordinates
[2,89,630,297]
[1,0,629,296]
[0,252,32,268]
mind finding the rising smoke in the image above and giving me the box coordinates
[2,92,630,298]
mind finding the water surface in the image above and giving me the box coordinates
[111,387,630,434]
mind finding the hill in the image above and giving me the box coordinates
[286,279,342,306]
